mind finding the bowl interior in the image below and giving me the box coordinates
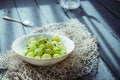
[12,33,75,57]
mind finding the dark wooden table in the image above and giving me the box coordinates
[0,0,120,80]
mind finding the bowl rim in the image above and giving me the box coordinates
[12,33,75,60]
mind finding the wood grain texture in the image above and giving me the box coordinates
[78,59,116,80]
[83,0,120,38]
[0,0,119,80]
[65,14,118,80]
[0,0,25,55]
[80,1,120,79]
[35,0,69,23]
[14,0,47,34]
[60,0,119,79]
[96,0,120,19]
[82,16,120,79]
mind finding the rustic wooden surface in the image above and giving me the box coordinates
[0,0,120,80]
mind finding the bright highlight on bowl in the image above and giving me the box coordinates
[12,33,75,66]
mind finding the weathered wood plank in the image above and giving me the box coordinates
[0,0,25,55]
[14,0,47,34]
[60,1,118,80]
[80,1,120,79]
[0,0,118,80]
[62,17,117,80]
[82,16,120,79]
[35,0,69,23]
[62,15,117,80]
[82,0,120,38]
[78,59,116,80]
[94,59,116,80]
[96,0,120,19]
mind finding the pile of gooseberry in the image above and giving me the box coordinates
[23,35,67,59]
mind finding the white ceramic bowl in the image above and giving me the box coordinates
[12,33,75,66]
